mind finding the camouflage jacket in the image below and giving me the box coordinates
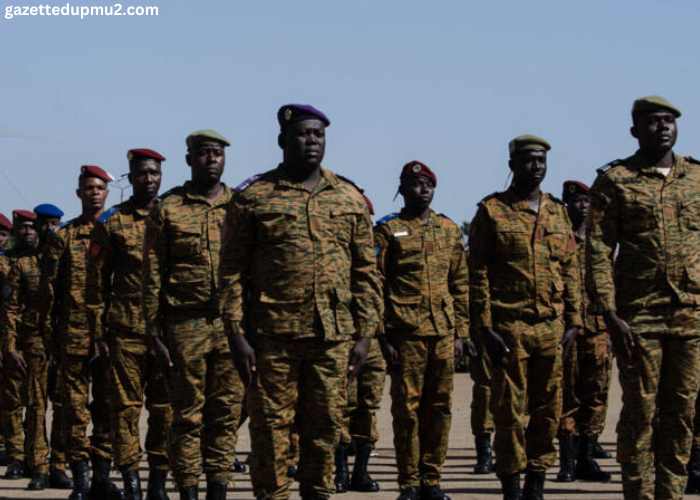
[87,198,151,340]
[143,182,232,337]
[586,152,700,331]
[574,235,606,335]
[2,249,43,354]
[468,188,582,330]
[373,209,469,338]
[39,216,98,356]
[219,166,382,340]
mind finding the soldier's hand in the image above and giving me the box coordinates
[378,335,400,374]
[348,337,370,386]
[7,352,27,376]
[482,327,509,367]
[152,337,174,370]
[228,334,256,388]
[603,311,634,361]
[97,340,110,362]
[559,327,579,361]
[454,338,465,362]
[465,339,478,359]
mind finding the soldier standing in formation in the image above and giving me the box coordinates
[88,148,172,500]
[375,161,471,500]
[468,314,494,475]
[0,213,13,467]
[221,104,381,500]
[469,136,581,500]
[587,96,700,500]
[0,214,11,252]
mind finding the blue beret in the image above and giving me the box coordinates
[277,104,330,128]
[34,204,64,218]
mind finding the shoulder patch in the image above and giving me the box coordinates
[98,205,119,224]
[336,174,365,193]
[478,191,499,206]
[58,219,73,230]
[158,186,181,201]
[596,159,622,175]
[377,213,399,225]
[235,174,263,193]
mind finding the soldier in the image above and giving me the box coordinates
[587,95,700,500]
[0,213,11,252]
[0,212,12,467]
[374,161,471,500]
[1,209,39,480]
[88,149,172,500]
[555,181,612,484]
[143,130,244,500]
[469,135,581,500]
[39,165,123,500]
[220,104,381,500]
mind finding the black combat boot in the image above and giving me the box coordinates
[474,434,494,474]
[687,447,700,494]
[334,445,350,493]
[420,484,451,500]
[396,486,420,500]
[122,470,143,500]
[205,481,227,500]
[575,435,611,482]
[233,458,247,473]
[178,485,198,500]
[592,436,612,459]
[499,473,521,500]
[521,470,545,500]
[50,467,74,489]
[4,458,25,479]
[349,444,379,492]
[68,460,90,500]
[287,464,298,479]
[89,455,125,500]
[27,472,49,490]
[146,469,170,500]
[0,449,8,466]
[556,435,576,482]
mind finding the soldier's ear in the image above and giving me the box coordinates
[630,125,639,139]
[277,132,286,150]
[127,172,133,185]
[185,153,192,168]
[75,188,81,200]
[508,158,515,172]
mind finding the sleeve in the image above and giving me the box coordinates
[38,231,65,353]
[467,205,494,329]
[349,205,382,339]
[560,211,583,330]
[142,204,167,338]
[586,174,618,312]
[372,223,391,335]
[2,263,21,353]
[86,223,114,342]
[218,196,254,336]
[448,225,470,338]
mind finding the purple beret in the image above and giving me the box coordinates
[277,104,330,128]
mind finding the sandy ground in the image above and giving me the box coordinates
[0,366,641,499]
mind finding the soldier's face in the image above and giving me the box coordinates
[37,216,61,240]
[14,220,37,249]
[0,229,10,250]
[566,192,589,226]
[632,111,677,153]
[187,143,225,185]
[77,177,109,212]
[400,176,435,212]
[509,150,547,189]
[280,119,326,171]
[130,159,162,200]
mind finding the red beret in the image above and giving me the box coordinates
[127,148,166,162]
[400,160,437,186]
[13,210,36,222]
[0,214,12,231]
[562,180,590,199]
[80,165,113,183]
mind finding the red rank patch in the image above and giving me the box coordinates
[425,242,435,254]
[90,243,102,259]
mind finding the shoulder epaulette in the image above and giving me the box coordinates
[337,174,366,194]
[58,219,73,230]
[686,156,700,165]
[0,250,6,256]
[158,186,181,200]
[597,159,623,175]
[549,194,566,206]
[377,213,399,225]
[235,174,263,193]
[439,213,455,223]
[98,205,119,224]
[478,192,499,205]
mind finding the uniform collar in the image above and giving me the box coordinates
[631,150,684,178]
[504,187,547,214]
[182,181,231,206]
[398,208,438,228]
[274,164,336,193]
[125,197,151,218]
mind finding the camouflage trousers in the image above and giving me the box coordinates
[693,388,700,449]
[469,334,494,437]
[1,357,27,462]
[48,362,68,471]
[248,335,350,500]
[490,317,563,476]
[617,332,700,500]
[60,353,113,462]
[389,334,454,489]
[164,313,244,488]
[340,339,386,447]
[108,331,173,472]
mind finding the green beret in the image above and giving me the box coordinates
[186,129,231,149]
[632,95,681,118]
[508,134,551,157]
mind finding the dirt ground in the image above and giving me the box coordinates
[0,367,637,499]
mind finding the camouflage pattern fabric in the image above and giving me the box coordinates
[246,335,350,500]
[587,153,700,499]
[24,354,51,472]
[576,332,612,435]
[48,363,67,471]
[0,251,21,460]
[0,360,26,461]
[469,323,494,437]
[558,342,579,436]
[693,390,700,450]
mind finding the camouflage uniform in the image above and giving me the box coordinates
[143,182,244,488]
[468,320,494,438]
[87,198,172,472]
[587,152,700,500]
[374,209,469,489]
[219,166,381,499]
[468,189,581,476]
[38,217,113,463]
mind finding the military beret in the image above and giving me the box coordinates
[562,180,590,199]
[186,130,230,149]
[80,165,113,183]
[277,104,330,128]
[0,214,12,231]
[34,204,64,218]
[13,209,36,222]
[127,148,166,162]
[400,160,437,186]
[632,95,681,118]
[509,135,551,156]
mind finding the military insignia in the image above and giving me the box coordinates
[127,151,133,160]
[285,108,293,121]
[90,242,102,259]
[412,164,421,173]
[394,231,409,237]
[375,246,381,256]
[98,205,119,224]
[377,213,399,225]
[568,185,577,194]
[235,174,263,193]
[425,242,435,254]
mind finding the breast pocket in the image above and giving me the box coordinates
[494,229,531,256]
[621,195,656,234]
[169,222,202,257]
[680,199,700,231]
[393,237,423,273]
[257,210,298,242]
[329,209,359,243]
[544,225,567,261]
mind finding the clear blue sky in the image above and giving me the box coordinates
[2,0,700,224]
